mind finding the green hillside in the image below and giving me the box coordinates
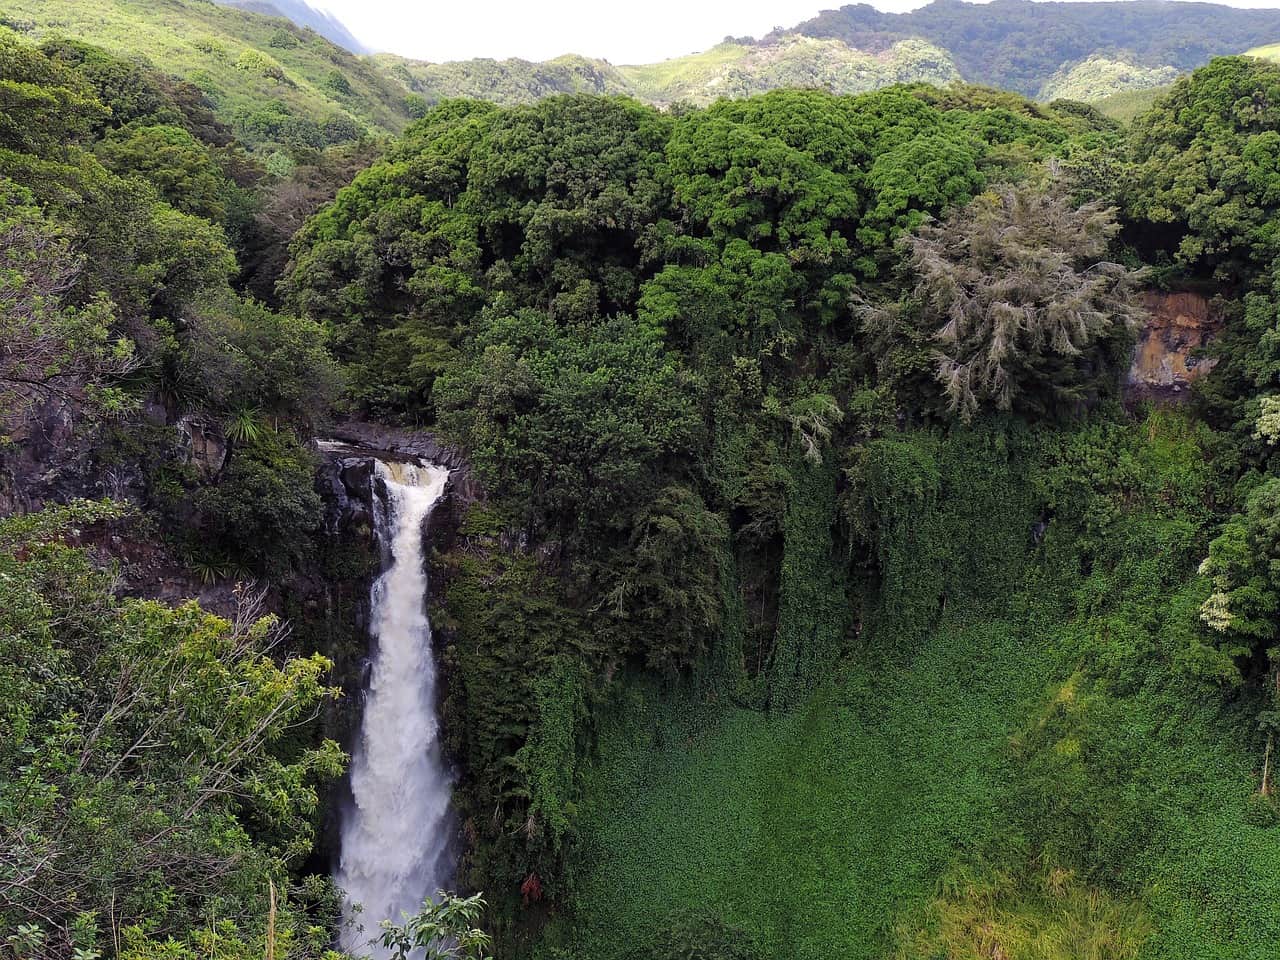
[618,36,958,105]
[790,0,1280,96]
[382,36,961,109]
[1038,55,1177,103]
[0,0,411,149]
[1246,41,1280,62]
[374,51,631,107]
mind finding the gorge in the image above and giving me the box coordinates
[7,13,1280,959]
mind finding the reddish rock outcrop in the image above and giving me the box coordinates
[1127,291,1222,399]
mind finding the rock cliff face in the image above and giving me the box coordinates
[309,425,474,878]
[318,421,477,551]
[1127,291,1222,398]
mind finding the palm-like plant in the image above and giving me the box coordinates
[225,407,265,444]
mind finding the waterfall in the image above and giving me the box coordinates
[336,458,455,954]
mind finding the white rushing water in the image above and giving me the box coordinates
[337,459,454,954]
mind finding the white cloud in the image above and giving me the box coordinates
[310,0,1280,64]
[307,1,859,63]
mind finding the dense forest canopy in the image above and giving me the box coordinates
[6,1,1280,956]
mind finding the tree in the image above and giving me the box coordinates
[0,504,343,956]
[0,180,135,430]
[95,123,240,224]
[376,893,493,960]
[1126,56,1280,282]
[0,27,105,153]
[434,310,702,548]
[892,181,1144,421]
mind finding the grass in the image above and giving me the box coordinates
[1245,42,1280,62]
[561,617,1280,960]
[1095,85,1170,122]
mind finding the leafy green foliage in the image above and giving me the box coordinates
[0,506,343,957]
[1199,476,1280,672]
[1126,57,1280,282]
[0,181,135,426]
[187,429,324,574]
[377,892,494,960]
[436,311,701,548]
[623,914,766,960]
[94,122,245,224]
[2,0,411,151]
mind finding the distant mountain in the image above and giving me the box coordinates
[784,0,1280,97]
[213,0,368,54]
[380,36,960,108]
[12,0,1280,143]
[383,0,1280,112]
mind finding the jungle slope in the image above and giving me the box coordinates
[560,416,1280,960]
[0,0,411,149]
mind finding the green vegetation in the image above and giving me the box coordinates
[0,31,350,952]
[791,0,1280,97]
[281,54,1280,959]
[1,0,411,150]
[10,1,1280,956]
[1038,56,1177,103]
[560,414,1280,960]
[1245,41,1280,62]
[0,501,344,957]
[378,893,494,960]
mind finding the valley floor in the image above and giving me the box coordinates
[562,574,1280,958]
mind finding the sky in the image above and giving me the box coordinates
[310,0,1280,64]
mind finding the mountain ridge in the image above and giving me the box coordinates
[9,0,1280,149]
[784,0,1280,95]
[212,0,368,53]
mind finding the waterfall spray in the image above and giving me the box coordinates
[336,459,454,955]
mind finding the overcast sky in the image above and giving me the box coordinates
[311,0,1280,64]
